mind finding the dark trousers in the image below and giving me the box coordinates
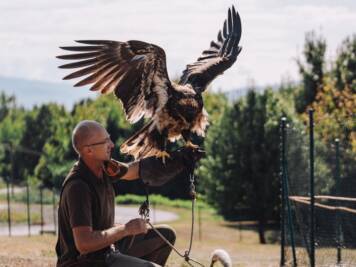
[106,225,176,267]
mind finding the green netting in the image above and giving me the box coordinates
[282,116,356,267]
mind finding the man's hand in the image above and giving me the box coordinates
[124,218,148,236]
[177,146,206,172]
[139,146,206,187]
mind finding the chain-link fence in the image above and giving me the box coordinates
[281,111,356,267]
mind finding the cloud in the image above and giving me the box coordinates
[0,0,355,97]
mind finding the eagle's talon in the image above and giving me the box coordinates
[185,141,199,149]
[155,151,171,164]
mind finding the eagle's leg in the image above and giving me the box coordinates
[155,128,170,164]
[182,130,199,149]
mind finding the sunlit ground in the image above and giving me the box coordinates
[0,206,281,267]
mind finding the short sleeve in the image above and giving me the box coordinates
[64,180,92,228]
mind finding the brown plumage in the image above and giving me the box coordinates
[57,5,242,160]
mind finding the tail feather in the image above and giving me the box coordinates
[120,121,161,159]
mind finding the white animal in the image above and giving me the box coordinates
[210,249,232,267]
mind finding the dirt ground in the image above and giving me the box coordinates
[0,207,280,267]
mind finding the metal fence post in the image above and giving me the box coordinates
[6,178,12,237]
[40,186,44,235]
[309,109,315,267]
[280,117,286,267]
[281,117,297,266]
[26,180,31,237]
[335,139,342,264]
[53,188,57,234]
[198,202,202,242]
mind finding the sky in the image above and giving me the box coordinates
[0,0,355,106]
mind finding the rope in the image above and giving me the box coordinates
[139,169,205,267]
[289,196,356,214]
[290,195,356,202]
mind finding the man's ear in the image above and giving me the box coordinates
[86,146,94,156]
[80,146,92,157]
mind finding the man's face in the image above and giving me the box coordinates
[84,127,114,162]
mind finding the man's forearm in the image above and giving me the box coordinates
[112,161,140,181]
[74,225,128,255]
[139,154,185,186]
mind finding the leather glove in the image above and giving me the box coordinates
[102,159,128,178]
[139,147,205,187]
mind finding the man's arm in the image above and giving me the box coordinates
[107,147,205,186]
[116,161,140,181]
[73,218,147,255]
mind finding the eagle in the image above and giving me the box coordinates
[57,5,242,162]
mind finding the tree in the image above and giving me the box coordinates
[299,34,355,181]
[0,92,16,122]
[14,104,63,184]
[0,95,25,182]
[295,31,326,113]
[198,89,290,243]
[333,34,356,91]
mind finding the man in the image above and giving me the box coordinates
[56,120,204,267]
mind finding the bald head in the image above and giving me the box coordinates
[72,120,105,155]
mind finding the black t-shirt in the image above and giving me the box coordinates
[56,159,127,267]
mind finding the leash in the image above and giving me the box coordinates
[139,169,205,267]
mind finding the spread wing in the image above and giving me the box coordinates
[179,6,242,92]
[57,40,172,123]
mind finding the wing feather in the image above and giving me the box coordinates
[57,40,172,123]
[179,5,242,92]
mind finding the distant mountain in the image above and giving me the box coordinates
[0,76,279,109]
[0,76,94,109]
[224,84,280,102]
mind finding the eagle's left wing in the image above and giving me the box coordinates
[179,6,242,92]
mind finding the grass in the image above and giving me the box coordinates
[0,210,41,224]
[0,204,281,267]
[116,194,213,210]
[0,187,54,205]
[0,178,5,189]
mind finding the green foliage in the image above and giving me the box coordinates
[198,89,292,223]
[13,104,64,183]
[0,95,26,182]
[202,91,228,124]
[0,92,17,122]
[296,31,326,113]
[334,34,356,91]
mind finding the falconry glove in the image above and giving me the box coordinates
[102,159,129,178]
[139,147,205,186]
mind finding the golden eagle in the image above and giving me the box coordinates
[57,5,242,162]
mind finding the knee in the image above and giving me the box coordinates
[156,225,176,245]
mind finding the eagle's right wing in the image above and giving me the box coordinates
[57,40,172,123]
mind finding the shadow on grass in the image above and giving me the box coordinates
[223,221,281,244]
